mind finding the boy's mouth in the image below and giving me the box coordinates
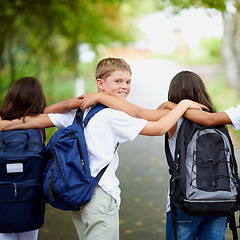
[118,91,128,95]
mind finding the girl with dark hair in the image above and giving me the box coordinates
[0,77,46,240]
[162,71,227,240]
[1,76,46,121]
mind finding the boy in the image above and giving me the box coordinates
[0,57,203,240]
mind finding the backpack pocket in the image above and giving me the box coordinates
[195,132,230,191]
[0,180,45,233]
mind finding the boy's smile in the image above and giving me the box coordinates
[98,70,131,101]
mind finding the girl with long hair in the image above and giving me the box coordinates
[0,77,46,240]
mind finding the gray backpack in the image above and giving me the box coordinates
[165,118,240,240]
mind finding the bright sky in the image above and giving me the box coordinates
[137,7,223,54]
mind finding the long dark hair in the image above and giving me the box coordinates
[0,77,46,120]
[168,71,215,113]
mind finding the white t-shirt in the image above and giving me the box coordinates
[48,107,147,209]
[225,105,240,130]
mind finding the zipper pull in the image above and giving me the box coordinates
[81,159,86,174]
[13,183,17,197]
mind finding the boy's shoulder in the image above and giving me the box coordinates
[48,109,78,128]
[90,107,134,120]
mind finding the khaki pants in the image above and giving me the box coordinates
[72,186,119,240]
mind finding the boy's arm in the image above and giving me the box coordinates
[44,98,80,114]
[140,100,203,136]
[158,101,231,126]
[183,110,232,126]
[0,114,54,131]
[79,92,170,121]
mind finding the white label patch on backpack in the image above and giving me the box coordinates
[6,163,23,173]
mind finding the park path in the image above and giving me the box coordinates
[39,59,238,239]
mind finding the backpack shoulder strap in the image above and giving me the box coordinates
[82,103,107,125]
[164,133,174,172]
[73,103,107,125]
[75,109,84,124]
[228,213,239,240]
[80,103,108,181]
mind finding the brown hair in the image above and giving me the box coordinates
[95,57,132,80]
[168,71,215,113]
[0,77,46,120]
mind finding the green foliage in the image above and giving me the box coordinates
[43,77,76,142]
[173,37,222,65]
[155,0,227,12]
[206,72,240,112]
[79,61,97,93]
[205,71,240,140]
[0,0,145,91]
[200,37,222,58]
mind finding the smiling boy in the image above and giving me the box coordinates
[0,57,204,240]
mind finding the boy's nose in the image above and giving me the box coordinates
[121,82,129,88]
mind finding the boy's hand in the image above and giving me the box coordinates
[0,119,20,132]
[182,99,208,111]
[78,93,101,112]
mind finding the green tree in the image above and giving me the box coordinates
[0,0,141,90]
[154,0,240,90]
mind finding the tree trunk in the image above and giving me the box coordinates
[222,11,240,91]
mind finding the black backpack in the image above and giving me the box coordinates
[165,118,240,240]
[0,129,45,233]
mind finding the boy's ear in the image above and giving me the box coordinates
[96,78,105,91]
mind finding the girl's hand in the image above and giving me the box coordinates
[78,93,101,111]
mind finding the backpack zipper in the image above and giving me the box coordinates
[208,158,216,187]
[53,150,65,182]
[0,180,41,198]
[13,183,17,196]
[184,199,236,203]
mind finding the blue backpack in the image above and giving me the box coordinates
[0,129,45,233]
[43,103,107,211]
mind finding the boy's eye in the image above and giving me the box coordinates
[127,81,131,85]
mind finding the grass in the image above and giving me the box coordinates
[206,72,240,112]
[204,70,240,141]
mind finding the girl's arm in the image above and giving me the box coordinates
[79,92,170,121]
[44,98,81,114]
[0,114,54,132]
[140,100,203,136]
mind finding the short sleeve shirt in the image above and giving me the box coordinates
[48,108,147,209]
[224,105,240,130]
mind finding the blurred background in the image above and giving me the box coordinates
[1,0,240,239]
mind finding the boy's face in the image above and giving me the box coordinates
[97,70,131,101]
